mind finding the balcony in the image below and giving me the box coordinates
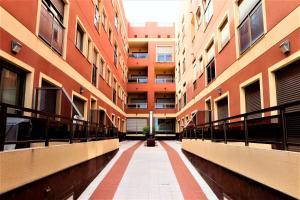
[129,53,148,59]
[155,103,175,109]
[128,77,148,84]
[155,92,176,110]
[127,103,148,109]
[128,41,148,66]
[155,76,174,84]
[127,92,148,110]
[128,67,148,85]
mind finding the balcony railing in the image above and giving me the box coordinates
[156,54,173,62]
[181,100,300,151]
[128,77,148,83]
[155,77,174,83]
[127,103,147,109]
[155,103,175,109]
[129,53,148,59]
[0,103,119,151]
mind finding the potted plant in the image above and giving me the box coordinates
[143,125,155,146]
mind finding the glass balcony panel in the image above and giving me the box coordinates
[127,103,148,109]
[129,53,148,58]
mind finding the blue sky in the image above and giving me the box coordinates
[123,0,182,24]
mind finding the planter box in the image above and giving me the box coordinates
[146,138,156,147]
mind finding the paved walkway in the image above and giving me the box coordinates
[79,141,217,200]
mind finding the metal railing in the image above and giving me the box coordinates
[155,78,174,83]
[182,100,300,151]
[129,53,148,59]
[0,103,118,151]
[155,103,175,109]
[128,77,148,83]
[127,103,148,109]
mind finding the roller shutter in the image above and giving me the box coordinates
[275,61,300,144]
[275,61,300,112]
[127,118,147,132]
[245,81,261,118]
[217,97,228,120]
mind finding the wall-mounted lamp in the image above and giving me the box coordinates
[80,86,85,94]
[279,40,290,54]
[216,87,222,95]
[11,40,22,54]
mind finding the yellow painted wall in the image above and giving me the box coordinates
[182,139,300,199]
[0,139,119,194]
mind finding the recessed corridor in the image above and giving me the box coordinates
[79,141,217,200]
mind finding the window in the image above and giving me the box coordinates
[100,58,105,77]
[204,0,213,25]
[108,27,112,43]
[193,63,197,81]
[112,114,115,125]
[219,17,230,48]
[183,93,187,106]
[76,24,84,52]
[112,79,117,104]
[92,48,98,86]
[102,9,107,29]
[114,43,118,66]
[199,56,204,75]
[193,80,197,91]
[178,98,182,111]
[196,7,201,28]
[94,3,100,30]
[178,62,181,81]
[206,42,216,84]
[238,0,264,53]
[87,39,92,61]
[182,58,186,73]
[107,69,111,85]
[156,46,173,62]
[114,12,119,30]
[0,65,25,107]
[39,0,65,54]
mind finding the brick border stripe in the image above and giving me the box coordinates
[90,141,143,200]
[160,141,207,200]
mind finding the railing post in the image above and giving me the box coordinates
[210,123,214,141]
[45,117,50,147]
[69,119,73,144]
[280,108,288,150]
[201,127,204,141]
[223,120,227,144]
[0,105,7,151]
[85,121,89,142]
[244,115,249,146]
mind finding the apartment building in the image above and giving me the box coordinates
[126,22,176,138]
[0,0,177,137]
[175,0,300,133]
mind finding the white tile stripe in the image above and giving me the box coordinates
[163,141,218,200]
[78,141,140,200]
[113,141,184,200]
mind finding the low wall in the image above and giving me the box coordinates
[182,139,300,199]
[0,139,119,194]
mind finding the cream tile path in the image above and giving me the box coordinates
[113,142,184,200]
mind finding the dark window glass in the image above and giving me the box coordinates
[238,2,264,53]
[76,25,84,52]
[206,59,215,84]
[0,68,24,106]
[250,4,264,42]
[39,1,64,54]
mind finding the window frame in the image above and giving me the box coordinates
[237,1,264,54]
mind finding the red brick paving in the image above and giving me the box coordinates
[160,141,208,200]
[90,141,143,200]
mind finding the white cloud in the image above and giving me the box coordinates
[123,0,182,24]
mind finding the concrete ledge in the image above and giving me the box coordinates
[182,139,300,199]
[0,139,119,194]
